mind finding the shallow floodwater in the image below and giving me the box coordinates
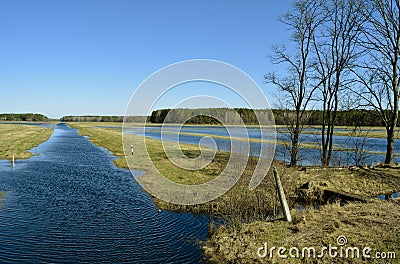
[126,125,399,166]
[0,123,209,263]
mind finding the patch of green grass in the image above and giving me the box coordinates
[0,124,54,160]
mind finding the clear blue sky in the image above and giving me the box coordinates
[0,0,290,118]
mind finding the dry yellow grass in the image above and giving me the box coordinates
[282,166,400,197]
[0,124,53,160]
[205,200,400,263]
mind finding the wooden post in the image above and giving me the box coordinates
[273,167,292,222]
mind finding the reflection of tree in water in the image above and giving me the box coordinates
[346,126,371,166]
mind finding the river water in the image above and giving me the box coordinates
[0,123,209,263]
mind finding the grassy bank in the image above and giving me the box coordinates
[68,122,400,263]
[67,122,128,168]
[0,123,54,160]
[68,122,400,196]
[67,122,222,185]
[68,122,280,216]
[204,200,400,263]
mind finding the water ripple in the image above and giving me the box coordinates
[0,123,209,263]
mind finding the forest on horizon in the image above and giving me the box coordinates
[1,108,398,127]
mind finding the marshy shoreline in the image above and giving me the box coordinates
[66,122,400,263]
[0,123,54,160]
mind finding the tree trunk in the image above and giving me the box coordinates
[321,103,327,166]
[385,36,399,164]
[326,90,339,166]
[290,128,299,167]
[321,146,327,166]
[385,127,395,164]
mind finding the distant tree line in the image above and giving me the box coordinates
[61,115,123,122]
[0,113,49,121]
[60,109,399,127]
[60,115,147,122]
[276,109,400,127]
[149,108,274,125]
[149,108,398,127]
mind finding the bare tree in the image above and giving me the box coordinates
[266,0,323,167]
[346,125,372,166]
[312,0,365,166]
[353,0,399,164]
